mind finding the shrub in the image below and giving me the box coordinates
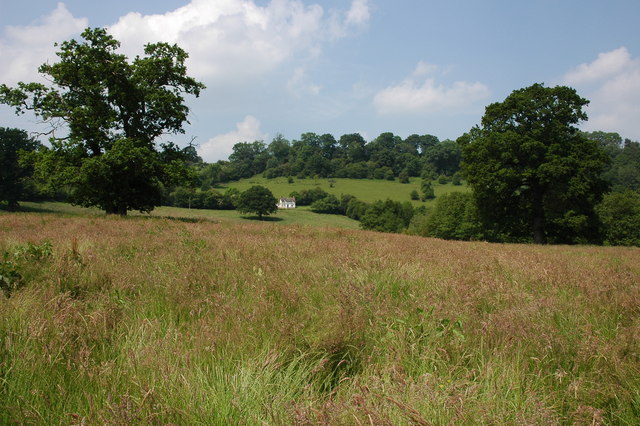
[414,192,484,240]
[451,172,462,185]
[421,180,435,201]
[290,187,330,206]
[360,199,414,233]
[596,190,640,246]
[310,195,342,214]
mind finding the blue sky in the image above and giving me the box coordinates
[1,0,639,161]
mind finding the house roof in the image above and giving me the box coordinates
[279,197,296,202]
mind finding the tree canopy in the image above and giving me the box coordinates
[461,83,610,244]
[0,128,41,210]
[236,185,278,219]
[0,28,205,214]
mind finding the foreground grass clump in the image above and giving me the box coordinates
[0,213,639,423]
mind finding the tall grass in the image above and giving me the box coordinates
[1,211,639,423]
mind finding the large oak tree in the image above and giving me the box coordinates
[461,84,609,244]
[0,28,205,215]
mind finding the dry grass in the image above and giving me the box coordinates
[1,211,639,424]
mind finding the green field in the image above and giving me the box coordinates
[0,211,638,424]
[218,176,469,206]
[16,201,362,230]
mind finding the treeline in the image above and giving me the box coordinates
[193,132,461,185]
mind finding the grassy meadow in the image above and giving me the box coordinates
[218,176,469,206]
[1,210,639,424]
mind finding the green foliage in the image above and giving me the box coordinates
[438,174,449,184]
[310,195,342,214]
[410,192,484,240]
[421,179,435,201]
[360,199,414,233]
[237,185,278,218]
[0,28,204,215]
[410,189,420,200]
[451,172,462,186]
[0,253,22,297]
[71,138,165,215]
[462,83,610,244]
[398,170,410,183]
[423,139,461,176]
[346,198,370,221]
[596,191,640,246]
[0,128,42,209]
[289,187,330,206]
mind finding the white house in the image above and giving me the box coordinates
[277,197,296,209]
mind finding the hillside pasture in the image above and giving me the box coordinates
[0,211,638,423]
[218,176,469,206]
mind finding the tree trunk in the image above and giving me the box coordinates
[6,200,19,212]
[531,189,547,244]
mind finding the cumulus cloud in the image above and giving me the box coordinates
[197,115,267,162]
[108,0,370,83]
[564,47,631,86]
[563,47,640,140]
[373,62,490,115]
[0,0,370,87]
[0,3,87,84]
[346,0,371,27]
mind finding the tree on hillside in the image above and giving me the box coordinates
[0,28,205,215]
[237,185,278,219]
[0,128,41,210]
[461,83,609,244]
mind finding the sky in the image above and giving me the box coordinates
[1,0,639,162]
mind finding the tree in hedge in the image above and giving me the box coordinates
[0,128,41,210]
[462,83,609,244]
[421,192,484,241]
[0,28,205,215]
[237,185,277,219]
[596,191,640,246]
[360,199,414,233]
[310,194,342,214]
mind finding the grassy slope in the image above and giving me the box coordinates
[219,176,469,206]
[1,211,639,424]
[17,201,362,230]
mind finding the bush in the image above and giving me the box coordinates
[596,190,640,246]
[421,180,435,201]
[410,190,420,200]
[346,198,370,221]
[451,172,462,185]
[310,195,342,214]
[412,192,484,240]
[360,199,414,233]
[290,187,330,206]
[399,170,410,184]
[438,174,449,184]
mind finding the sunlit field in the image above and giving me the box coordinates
[219,176,469,206]
[1,211,638,423]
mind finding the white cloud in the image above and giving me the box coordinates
[108,0,370,84]
[346,0,371,27]
[563,47,640,140]
[373,62,490,115]
[0,3,87,84]
[197,115,267,162]
[564,47,631,86]
[286,67,321,96]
